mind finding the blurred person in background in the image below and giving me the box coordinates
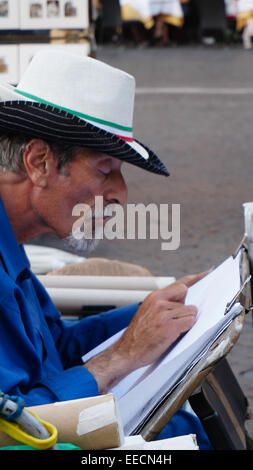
[236,0,253,48]
[120,0,184,46]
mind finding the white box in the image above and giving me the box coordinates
[0,44,19,84]
[20,0,89,30]
[0,0,20,29]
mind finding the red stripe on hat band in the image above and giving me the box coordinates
[115,134,134,142]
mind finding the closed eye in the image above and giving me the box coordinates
[97,160,113,176]
[98,168,112,176]
[95,156,123,177]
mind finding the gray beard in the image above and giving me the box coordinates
[63,222,103,255]
[63,203,116,255]
[63,233,101,255]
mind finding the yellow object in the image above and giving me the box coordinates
[120,5,184,29]
[121,4,154,28]
[157,13,184,28]
[236,10,253,30]
[0,409,58,450]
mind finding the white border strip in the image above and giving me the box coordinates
[82,117,133,140]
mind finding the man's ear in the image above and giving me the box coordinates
[22,139,58,187]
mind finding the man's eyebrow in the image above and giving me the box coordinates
[95,156,116,166]
[86,154,122,168]
[96,155,114,162]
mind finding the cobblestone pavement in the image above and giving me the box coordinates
[31,44,253,412]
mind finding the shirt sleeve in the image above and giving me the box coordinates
[31,366,99,405]
[23,302,138,405]
[0,283,99,406]
[0,364,99,407]
[46,301,140,369]
[0,270,139,407]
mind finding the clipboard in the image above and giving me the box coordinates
[140,239,252,449]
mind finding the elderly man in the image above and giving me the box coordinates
[0,50,211,448]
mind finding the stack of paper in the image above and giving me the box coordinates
[111,434,199,450]
[82,251,244,435]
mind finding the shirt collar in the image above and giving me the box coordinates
[0,197,30,282]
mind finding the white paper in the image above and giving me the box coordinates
[111,434,199,450]
[82,251,244,435]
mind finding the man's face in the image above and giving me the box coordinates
[30,147,128,253]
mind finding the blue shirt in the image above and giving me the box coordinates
[0,197,137,406]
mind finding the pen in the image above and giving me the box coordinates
[224,275,251,315]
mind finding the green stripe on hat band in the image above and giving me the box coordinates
[15,89,133,133]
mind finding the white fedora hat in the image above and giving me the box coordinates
[0,49,169,177]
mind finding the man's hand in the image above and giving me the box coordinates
[84,271,208,394]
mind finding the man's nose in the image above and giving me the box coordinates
[105,171,128,206]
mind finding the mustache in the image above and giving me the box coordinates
[84,203,122,220]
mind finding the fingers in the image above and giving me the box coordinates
[146,278,200,321]
[175,314,197,335]
[160,304,198,344]
[166,300,189,310]
[166,301,198,314]
[175,270,211,287]
[169,304,198,319]
[157,282,188,303]
[149,269,213,310]
[155,270,210,304]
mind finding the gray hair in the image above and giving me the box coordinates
[0,134,78,174]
